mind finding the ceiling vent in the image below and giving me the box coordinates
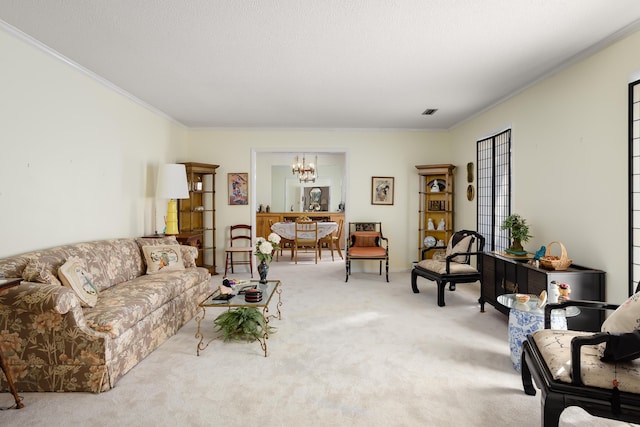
[422,108,438,116]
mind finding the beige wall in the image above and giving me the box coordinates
[3,20,640,301]
[185,129,450,272]
[449,30,640,303]
[0,27,187,257]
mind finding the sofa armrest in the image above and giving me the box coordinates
[0,281,79,314]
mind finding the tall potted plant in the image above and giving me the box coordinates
[501,213,532,254]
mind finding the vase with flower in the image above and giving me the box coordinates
[254,233,281,284]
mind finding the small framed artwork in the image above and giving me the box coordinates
[428,200,445,211]
[228,173,248,205]
[371,177,394,205]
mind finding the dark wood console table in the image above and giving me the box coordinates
[0,278,24,409]
[480,252,606,332]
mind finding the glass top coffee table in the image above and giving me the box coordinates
[195,280,282,357]
[497,293,579,372]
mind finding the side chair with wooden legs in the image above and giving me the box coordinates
[319,219,344,261]
[294,220,319,264]
[224,224,253,277]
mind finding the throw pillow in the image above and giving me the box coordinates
[180,245,197,268]
[601,331,640,363]
[22,258,62,286]
[445,234,474,263]
[352,232,379,247]
[601,291,640,333]
[141,245,185,274]
[58,256,99,307]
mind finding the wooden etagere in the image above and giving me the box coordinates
[178,162,219,275]
[416,164,455,260]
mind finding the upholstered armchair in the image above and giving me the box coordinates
[521,287,640,426]
[411,230,485,307]
[345,222,389,282]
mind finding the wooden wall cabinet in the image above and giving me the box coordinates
[178,162,219,275]
[481,252,606,331]
[415,164,455,260]
[256,214,282,240]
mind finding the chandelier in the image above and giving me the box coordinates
[292,154,317,183]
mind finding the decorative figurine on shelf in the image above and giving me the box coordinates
[558,283,571,302]
[427,218,435,230]
[431,179,441,192]
[548,280,560,304]
[533,246,546,260]
[436,239,445,247]
[437,218,445,231]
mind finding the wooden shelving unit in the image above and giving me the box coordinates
[416,164,455,260]
[178,162,219,275]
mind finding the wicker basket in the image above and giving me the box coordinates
[539,241,572,270]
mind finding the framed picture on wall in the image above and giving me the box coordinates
[371,177,394,205]
[228,173,248,205]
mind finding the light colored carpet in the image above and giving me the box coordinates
[0,255,543,426]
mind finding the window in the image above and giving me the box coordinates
[477,129,512,252]
[629,79,640,295]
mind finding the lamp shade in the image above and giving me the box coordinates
[157,164,189,199]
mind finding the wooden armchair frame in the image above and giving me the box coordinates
[411,230,485,307]
[521,295,640,426]
[345,222,389,282]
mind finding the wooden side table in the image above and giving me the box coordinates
[0,278,24,409]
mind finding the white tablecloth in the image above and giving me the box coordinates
[271,221,338,240]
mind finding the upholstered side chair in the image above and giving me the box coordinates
[345,222,389,282]
[411,230,485,307]
[521,285,640,426]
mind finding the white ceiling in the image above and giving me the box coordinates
[2,1,640,130]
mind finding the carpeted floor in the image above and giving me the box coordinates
[0,254,544,426]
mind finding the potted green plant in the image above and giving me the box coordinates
[501,213,532,254]
[213,307,275,342]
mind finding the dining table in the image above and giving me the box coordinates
[270,221,338,240]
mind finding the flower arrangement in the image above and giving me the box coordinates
[254,233,281,264]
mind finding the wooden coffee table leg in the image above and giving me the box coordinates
[0,352,23,409]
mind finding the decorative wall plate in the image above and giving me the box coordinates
[424,236,436,248]
[466,184,475,201]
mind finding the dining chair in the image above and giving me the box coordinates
[224,224,253,277]
[269,219,293,261]
[294,220,319,264]
[319,219,344,261]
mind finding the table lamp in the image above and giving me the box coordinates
[157,163,189,235]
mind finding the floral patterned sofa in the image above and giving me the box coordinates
[0,236,211,393]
